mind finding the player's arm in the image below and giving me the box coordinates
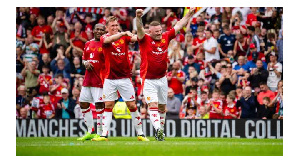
[82,42,94,71]
[103,31,133,44]
[135,9,145,40]
[174,7,196,33]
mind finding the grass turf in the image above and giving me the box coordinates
[16,137,283,156]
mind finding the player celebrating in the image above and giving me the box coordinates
[77,24,106,141]
[135,8,196,141]
[92,16,149,141]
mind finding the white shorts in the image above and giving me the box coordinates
[79,86,104,103]
[142,76,168,104]
[103,78,135,102]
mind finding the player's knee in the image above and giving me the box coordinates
[126,101,136,109]
[158,104,166,112]
[105,101,115,109]
[80,102,90,109]
[95,102,105,109]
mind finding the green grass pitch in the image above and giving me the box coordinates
[16,137,283,156]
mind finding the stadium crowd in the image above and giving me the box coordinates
[16,7,283,120]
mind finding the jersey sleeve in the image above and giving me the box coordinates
[165,28,176,43]
[82,41,90,61]
[100,35,111,48]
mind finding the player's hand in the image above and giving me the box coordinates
[136,9,143,18]
[188,7,196,14]
[84,61,94,71]
[123,31,133,37]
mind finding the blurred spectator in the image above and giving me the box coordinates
[246,7,258,27]
[246,44,267,67]
[259,95,279,119]
[267,53,282,91]
[182,88,198,118]
[223,94,238,119]
[73,12,98,39]
[38,33,53,54]
[232,7,251,25]
[208,90,223,119]
[222,7,232,25]
[38,53,51,72]
[195,52,205,70]
[55,88,76,119]
[210,7,222,26]
[182,32,193,51]
[37,94,55,119]
[50,74,68,105]
[52,16,70,48]
[167,61,185,101]
[16,46,25,74]
[162,8,179,31]
[50,49,71,80]
[246,26,260,53]
[192,27,206,55]
[276,30,283,64]
[168,39,184,64]
[182,46,194,66]
[219,63,237,95]
[112,7,130,30]
[248,60,269,90]
[70,22,88,50]
[146,7,166,24]
[37,65,52,94]
[18,108,30,119]
[166,88,181,119]
[202,30,220,62]
[264,32,276,63]
[22,35,39,62]
[257,82,275,105]
[233,34,248,58]
[72,87,81,104]
[16,85,27,112]
[183,55,200,75]
[31,15,53,43]
[21,60,40,94]
[196,105,209,119]
[70,56,85,82]
[98,8,112,25]
[218,25,236,58]
[236,86,259,118]
[237,72,251,88]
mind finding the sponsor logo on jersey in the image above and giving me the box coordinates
[90,53,94,58]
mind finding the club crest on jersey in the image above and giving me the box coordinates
[120,39,124,44]
[116,47,121,52]
[161,39,166,43]
[98,47,102,52]
[90,53,94,58]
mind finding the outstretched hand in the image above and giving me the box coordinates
[123,31,133,37]
[136,9,143,18]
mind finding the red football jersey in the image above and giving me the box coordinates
[209,99,223,119]
[167,70,185,94]
[31,25,53,40]
[38,73,52,94]
[193,37,206,55]
[139,28,176,79]
[70,31,88,50]
[82,39,105,87]
[223,103,238,119]
[246,13,257,26]
[38,103,55,119]
[101,33,132,79]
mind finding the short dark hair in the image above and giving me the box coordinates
[206,29,213,34]
[55,73,64,79]
[149,21,161,27]
[42,65,50,69]
[259,82,267,86]
[247,26,255,32]
[85,13,92,18]
[222,25,230,30]
[201,91,207,95]
[190,87,197,91]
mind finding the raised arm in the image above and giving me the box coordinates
[174,7,196,33]
[135,9,145,40]
[103,31,133,44]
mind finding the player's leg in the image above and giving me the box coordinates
[92,87,105,136]
[77,87,94,140]
[143,79,162,140]
[92,79,118,141]
[119,78,149,141]
[157,76,168,141]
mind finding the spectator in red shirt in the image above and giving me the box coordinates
[257,82,276,105]
[246,7,258,27]
[37,94,55,119]
[182,88,198,117]
[37,65,52,94]
[99,8,112,25]
[192,27,206,55]
[38,33,53,54]
[167,61,185,101]
[223,94,239,119]
[208,89,223,119]
[31,15,53,43]
[162,8,179,30]
[112,7,129,30]
[70,22,88,50]
[50,74,68,105]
